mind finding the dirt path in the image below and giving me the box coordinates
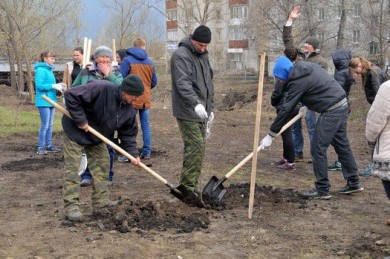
[0,83,389,258]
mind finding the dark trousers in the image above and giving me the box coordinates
[311,104,360,192]
[281,126,295,163]
[382,180,390,200]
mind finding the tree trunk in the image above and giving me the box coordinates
[336,0,346,49]
[6,41,17,90]
[6,12,24,92]
[21,44,34,103]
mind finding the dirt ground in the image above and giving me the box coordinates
[0,79,389,259]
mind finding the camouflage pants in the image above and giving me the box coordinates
[63,135,110,211]
[177,119,206,191]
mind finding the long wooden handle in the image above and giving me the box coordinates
[225,110,305,180]
[248,52,266,219]
[42,95,170,185]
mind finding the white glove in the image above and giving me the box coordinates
[205,112,214,139]
[194,104,208,120]
[52,83,66,92]
[208,112,214,122]
[299,106,307,115]
[77,154,87,176]
[260,134,274,150]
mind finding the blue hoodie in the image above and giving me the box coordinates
[34,62,57,107]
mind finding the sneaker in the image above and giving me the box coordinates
[108,172,114,182]
[66,209,83,222]
[117,155,129,163]
[46,145,61,152]
[299,188,331,200]
[359,164,372,177]
[295,156,304,162]
[276,157,287,165]
[80,178,92,187]
[141,154,151,160]
[338,183,364,194]
[328,161,342,171]
[37,148,47,155]
[277,162,296,171]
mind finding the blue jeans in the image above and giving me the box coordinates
[139,108,151,156]
[311,104,359,192]
[37,107,55,150]
[292,109,316,157]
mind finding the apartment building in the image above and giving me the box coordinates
[165,0,390,75]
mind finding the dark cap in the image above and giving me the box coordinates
[120,74,144,96]
[306,37,320,50]
[191,25,212,43]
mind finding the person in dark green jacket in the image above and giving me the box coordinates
[71,46,123,186]
[170,25,214,195]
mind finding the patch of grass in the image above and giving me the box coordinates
[0,106,63,137]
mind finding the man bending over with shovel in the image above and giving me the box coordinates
[170,25,214,204]
[260,57,363,200]
[62,74,144,222]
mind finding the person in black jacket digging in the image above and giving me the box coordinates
[62,74,143,222]
[260,59,364,200]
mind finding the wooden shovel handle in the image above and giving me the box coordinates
[225,110,305,179]
[42,95,170,185]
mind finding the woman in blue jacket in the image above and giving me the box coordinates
[35,51,64,155]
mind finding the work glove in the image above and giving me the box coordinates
[260,134,274,150]
[206,112,214,139]
[208,112,214,122]
[194,104,208,120]
[52,83,67,92]
[299,106,308,115]
[77,154,87,176]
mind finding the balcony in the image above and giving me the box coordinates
[229,39,249,49]
[229,0,248,5]
[166,0,177,9]
[166,20,178,30]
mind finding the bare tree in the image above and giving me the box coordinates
[0,0,80,102]
[102,0,148,49]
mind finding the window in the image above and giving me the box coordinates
[318,8,324,21]
[230,5,248,19]
[229,26,245,40]
[167,30,178,42]
[167,9,177,21]
[337,7,343,19]
[369,41,379,54]
[353,4,361,16]
[353,30,360,43]
[372,16,379,27]
[317,32,325,42]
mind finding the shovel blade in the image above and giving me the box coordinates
[202,176,227,206]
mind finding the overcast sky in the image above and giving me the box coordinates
[80,0,164,41]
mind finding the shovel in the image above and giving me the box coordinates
[202,108,307,206]
[42,95,203,206]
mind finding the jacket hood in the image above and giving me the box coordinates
[332,48,352,71]
[126,47,148,60]
[288,61,313,81]
[34,62,54,71]
[178,36,208,56]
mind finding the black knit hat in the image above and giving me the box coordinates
[306,37,320,50]
[120,74,144,96]
[191,25,212,43]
